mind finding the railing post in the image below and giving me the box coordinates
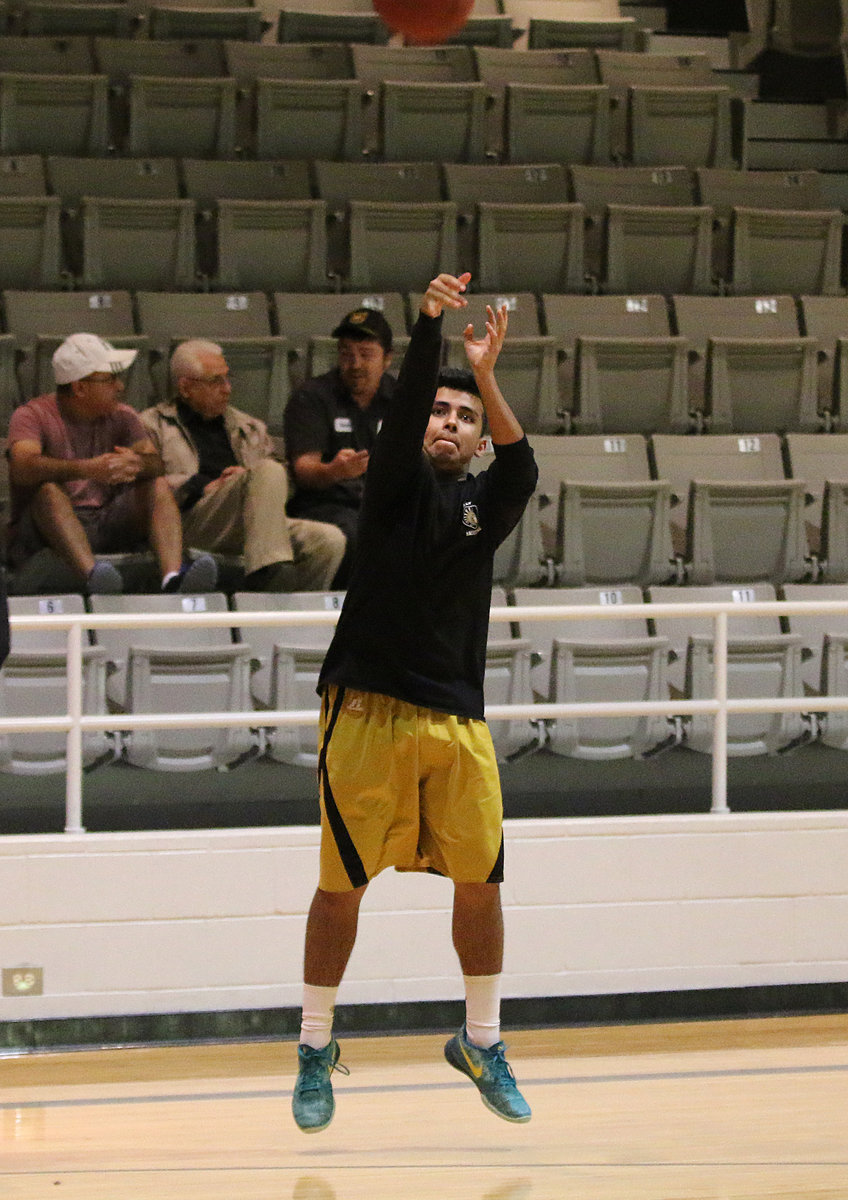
[711,609,729,814]
[64,620,85,835]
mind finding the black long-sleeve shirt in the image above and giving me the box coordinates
[318,310,538,720]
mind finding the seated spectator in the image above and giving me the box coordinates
[7,334,217,595]
[284,306,396,586]
[141,339,345,592]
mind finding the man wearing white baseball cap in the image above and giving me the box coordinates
[7,333,217,595]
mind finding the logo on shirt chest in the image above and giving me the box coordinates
[462,502,481,536]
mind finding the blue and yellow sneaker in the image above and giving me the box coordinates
[444,1025,531,1123]
[292,1040,347,1133]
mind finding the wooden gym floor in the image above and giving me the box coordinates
[2,1014,848,1199]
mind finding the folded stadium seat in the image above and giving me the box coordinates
[782,581,848,749]
[4,287,151,411]
[316,159,443,283]
[148,5,266,41]
[0,195,65,288]
[696,167,825,291]
[527,16,640,51]
[651,430,787,560]
[474,44,598,158]
[0,73,109,155]
[90,592,257,771]
[0,593,113,775]
[531,430,653,571]
[124,76,238,158]
[569,163,698,289]
[277,8,390,45]
[685,479,810,586]
[728,206,843,296]
[627,85,738,169]
[703,335,821,434]
[784,431,848,571]
[0,334,19,427]
[504,82,612,165]
[595,48,718,160]
[542,292,670,426]
[447,12,513,49]
[573,334,691,434]
[94,35,227,80]
[374,81,489,164]
[556,479,676,586]
[214,198,328,292]
[502,0,623,46]
[797,294,848,426]
[511,584,675,759]
[222,38,353,84]
[136,286,270,349]
[47,154,181,280]
[254,79,365,161]
[351,43,477,159]
[232,588,343,767]
[648,581,809,755]
[80,197,197,291]
[0,153,45,195]
[13,0,134,36]
[443,161,569,271]
[346,200,457,292]
[0,34,95,74]
[273,289,405,391]
[671,293,803,426]
[483,585,541,760]
[602,203,714,295]
[184,158,312,283]
[477,202,585,293]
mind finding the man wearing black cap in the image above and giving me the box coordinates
[283,306,395,586]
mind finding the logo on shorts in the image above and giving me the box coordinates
[345,694,364,712]
[462,502,481,536]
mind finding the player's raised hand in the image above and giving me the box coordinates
[419,272,471,319]
[463,303,508,374]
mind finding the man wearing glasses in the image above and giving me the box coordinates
[140,339,345,592]
[7,333,217,595]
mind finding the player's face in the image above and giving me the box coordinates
[178,351,232,419]
[337,337,390,409]
[423,387,485,475]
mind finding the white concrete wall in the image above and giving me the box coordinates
[2,811,848,1021]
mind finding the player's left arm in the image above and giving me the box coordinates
[463,304,524,446]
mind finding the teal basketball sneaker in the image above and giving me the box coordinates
[292,1040,347,1133]
[444,1025,531,1123]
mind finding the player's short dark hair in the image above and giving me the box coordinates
[436,365,480,397]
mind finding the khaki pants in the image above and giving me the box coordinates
[182,459,345,590]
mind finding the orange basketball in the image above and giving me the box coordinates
[373,0,475,45]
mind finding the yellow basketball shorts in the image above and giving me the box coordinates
[317,685,504,892]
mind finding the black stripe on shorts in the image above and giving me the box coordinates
[319,686,368,889]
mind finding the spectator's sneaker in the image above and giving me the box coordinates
[292,1040,347,1133]
[87,561,123,595]
[444,1025,531,1123]
[162,553,218,594]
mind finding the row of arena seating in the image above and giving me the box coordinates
[0,189,843,306]
[0,2,658,49]
[485,431,848,590]
[3,289,848,436]
[5,578,848,777]
[1,159,842,283]
[0,42,747,165]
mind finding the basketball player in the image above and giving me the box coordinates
[292,271,538,1132]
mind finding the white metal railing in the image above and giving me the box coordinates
[4,595,848,834]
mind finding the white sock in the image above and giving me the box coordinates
[463,973,501,1049]
[299,983,338,1050]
